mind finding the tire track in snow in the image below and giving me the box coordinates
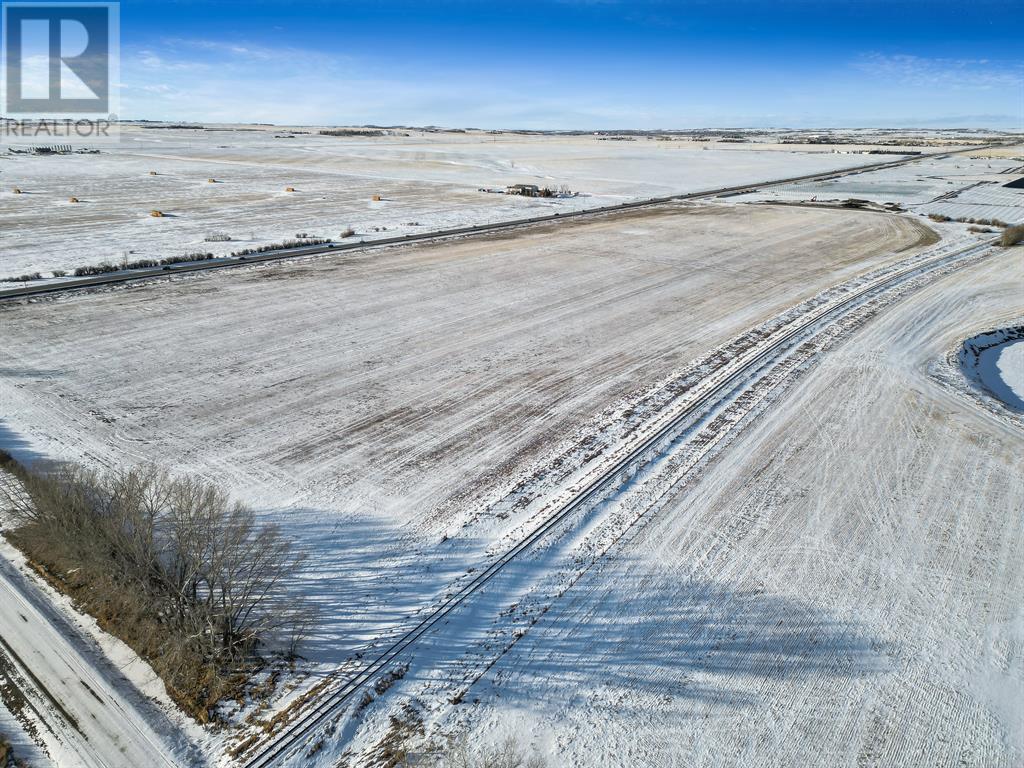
[236,237,998,767]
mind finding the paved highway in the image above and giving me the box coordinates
[0,145,996,302]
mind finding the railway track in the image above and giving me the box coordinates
[238,237,997,767]
[0,145,999,303]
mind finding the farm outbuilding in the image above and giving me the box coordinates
[506,184,541,197]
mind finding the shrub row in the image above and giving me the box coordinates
[230,238,331,257]
[72,252,215,276]
[928,213,1011,227]
[5,237,337,282]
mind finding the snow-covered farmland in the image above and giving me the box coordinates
[3,128,1022,766]
[415,245,1024,767]
[733,148,1024,224]
[0,125,936,278]
[0,203,933,669]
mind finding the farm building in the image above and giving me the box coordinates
[507,183,541,197]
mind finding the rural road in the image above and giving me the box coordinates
[0,500,181,768]
[0,145,999,303]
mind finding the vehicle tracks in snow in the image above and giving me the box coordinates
[236,237,998,767]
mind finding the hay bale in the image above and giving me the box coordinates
[207,178,216,184]
[150,210,165,218]
[371,194,382,202]
[285,186,296,193]
[149,171,158,176]
[69,196,79,203]
[12,187,22,194]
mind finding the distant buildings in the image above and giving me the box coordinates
[506,183,542,197]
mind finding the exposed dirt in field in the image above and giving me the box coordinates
[438,248,1024,768]
[0,203,935,673]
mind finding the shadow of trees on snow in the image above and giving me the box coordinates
[489,565,888,712]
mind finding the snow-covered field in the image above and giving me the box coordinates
[411,245,1024,767]
[0,204,932,669]
[0,126,941,278]
[2,128,1022,767]
[731,148,1024,225]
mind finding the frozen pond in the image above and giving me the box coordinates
[978,337,1024,410]
[961,326,1024,412]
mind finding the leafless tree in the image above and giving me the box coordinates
[0,459,313,717]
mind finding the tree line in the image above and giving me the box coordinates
[0,454,312,721]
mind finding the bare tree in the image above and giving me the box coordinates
[0,458,313,718]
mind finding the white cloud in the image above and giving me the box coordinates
[113,39,1024,128]
[854,53,1024,91]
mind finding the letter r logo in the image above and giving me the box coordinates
[3,2,119,115]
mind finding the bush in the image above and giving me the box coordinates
[0,272,43,282]
[52,269,67,277]
[0,461,313,721]
[70,253,216,277]
[230,238,331,257]
[318,128,384,137]
[159,252,214,266]
[927,213,951,222]
[204,232,232,242]
[1001,225,1024,247]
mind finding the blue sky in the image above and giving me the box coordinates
[117,0,1024,128]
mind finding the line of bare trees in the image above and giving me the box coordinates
[0,456,312,720]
